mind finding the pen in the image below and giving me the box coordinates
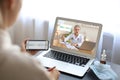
[48,66,56,71]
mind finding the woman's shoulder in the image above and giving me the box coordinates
[0,48,50,80]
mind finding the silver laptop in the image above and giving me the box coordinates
[36,17,102,77]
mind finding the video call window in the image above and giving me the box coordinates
[53,19,100,54]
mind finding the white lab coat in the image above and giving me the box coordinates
[0,29,52,80]
[64,33,84,47]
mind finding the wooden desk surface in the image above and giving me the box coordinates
[53,40,94,54]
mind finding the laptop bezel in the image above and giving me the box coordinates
[50,17,102,59]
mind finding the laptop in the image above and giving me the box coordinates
[79,41,96,51]
[36,17,102,77]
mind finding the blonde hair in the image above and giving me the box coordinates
[0,0,22,29]
[0,15,2,27]
[0,2,3,28]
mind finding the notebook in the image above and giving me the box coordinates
[36,17,102,77]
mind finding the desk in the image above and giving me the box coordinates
[35,52,120,80]
[59,62,120,80]
[53,40,94,54]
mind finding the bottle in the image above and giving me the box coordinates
[100,49,107,64]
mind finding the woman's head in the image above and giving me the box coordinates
[0,0,22,29]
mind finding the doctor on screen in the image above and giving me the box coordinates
[64,25,84,48]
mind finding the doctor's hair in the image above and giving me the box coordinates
[74,25,81,29]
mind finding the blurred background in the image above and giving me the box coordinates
[8,0,120,64]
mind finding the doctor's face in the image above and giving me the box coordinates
[74,26,80,35]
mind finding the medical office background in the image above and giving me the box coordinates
[8,0,120,65]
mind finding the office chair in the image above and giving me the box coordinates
[101,32,114,62]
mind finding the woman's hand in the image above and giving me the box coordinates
[21,38,39,55]
[48,67,60,80]
[21,38,27,53]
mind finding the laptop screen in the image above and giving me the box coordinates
[51,17,102,58]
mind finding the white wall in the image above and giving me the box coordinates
[9,17,49,46]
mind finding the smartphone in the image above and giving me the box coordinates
[26,40,49,51]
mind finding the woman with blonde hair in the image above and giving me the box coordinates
[0,0,60,80]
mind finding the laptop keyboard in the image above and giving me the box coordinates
[44,50,89,67]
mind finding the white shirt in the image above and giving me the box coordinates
[64,33,84,47]
[0,29,53,80]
